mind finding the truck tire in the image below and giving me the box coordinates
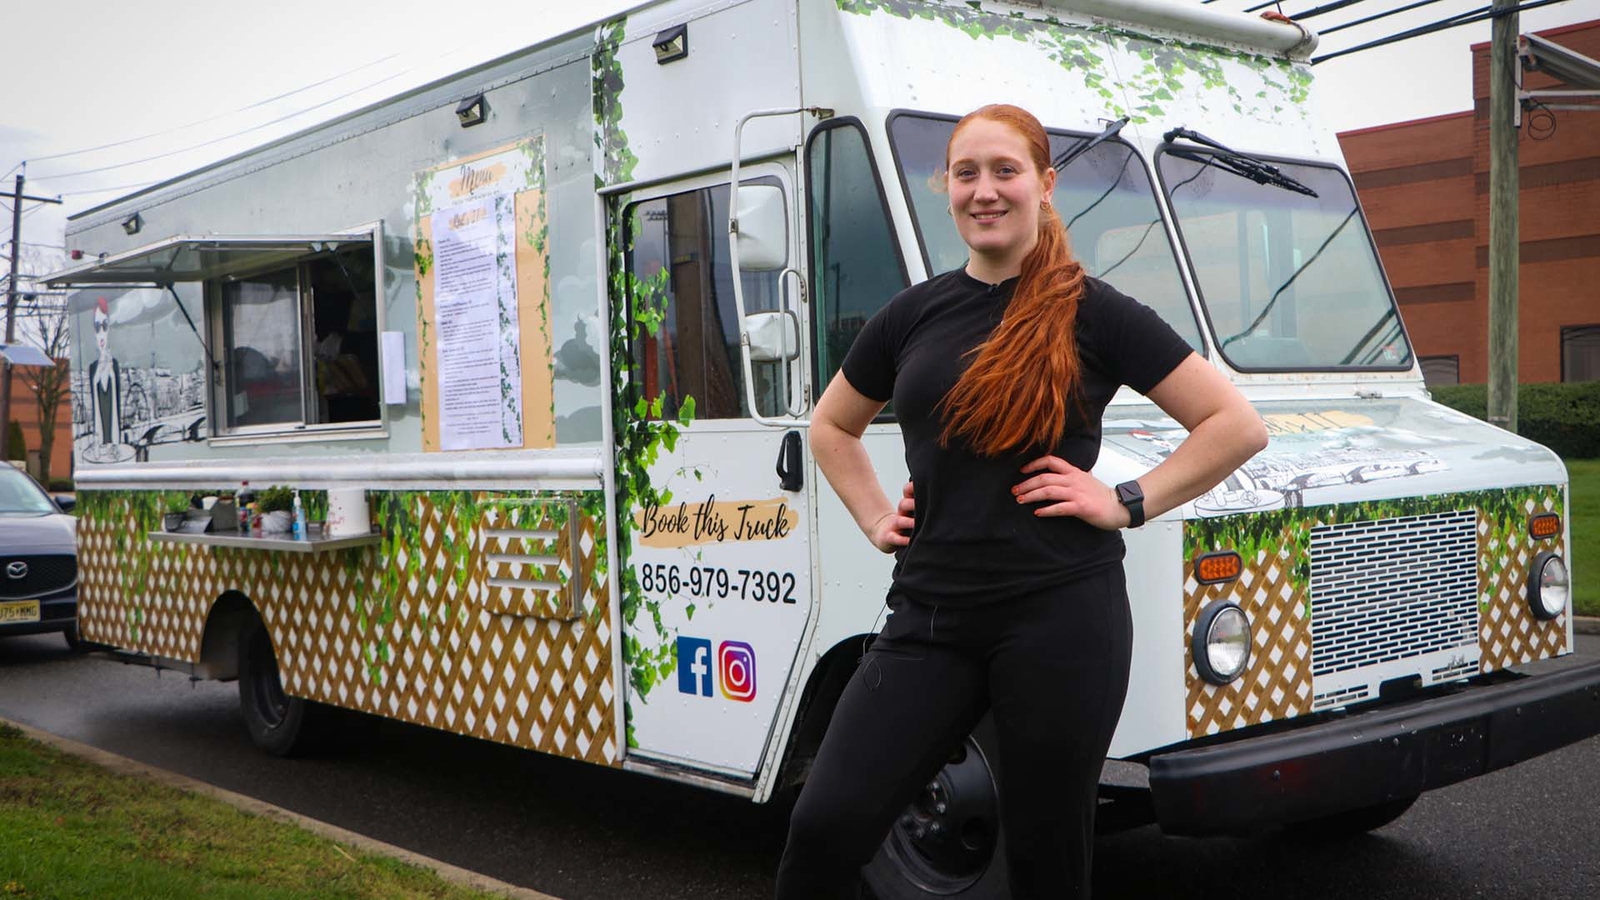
[238,618,324,757]
[863,717,1009,900]
[1288,794,1419,838]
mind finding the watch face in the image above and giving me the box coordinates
[1117,481,1142,505]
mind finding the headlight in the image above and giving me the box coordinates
[1192,601,1252,685]
[1527,552,1568,620]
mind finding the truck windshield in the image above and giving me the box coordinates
[1157,151,1412,371]
[889,114,1203,353]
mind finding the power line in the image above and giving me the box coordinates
[1319,0,1453,35]
[30,64,417,182]
[57,181,158,199]
[1312,0,1571,64]
[31,31,503,184]
[1285,0,1372,20]
[25,51,401,164]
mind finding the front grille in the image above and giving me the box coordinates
[1310,509,1478,678]
[0,555,77,598]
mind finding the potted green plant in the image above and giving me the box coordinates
[256,486,295,534]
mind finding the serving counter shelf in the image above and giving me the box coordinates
[146,530,382,553]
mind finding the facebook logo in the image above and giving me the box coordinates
[676,636,713,697]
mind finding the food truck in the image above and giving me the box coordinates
[47,0,1600,895]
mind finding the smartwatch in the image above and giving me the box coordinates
[1115,480,1145,529]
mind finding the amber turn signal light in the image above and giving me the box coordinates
[1195,551,1242,585]
[1529,513,1561,540]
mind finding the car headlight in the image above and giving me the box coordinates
[1527,552,1568,620]
[1192,601,1252,685]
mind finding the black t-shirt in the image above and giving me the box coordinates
[841,268,1193,606]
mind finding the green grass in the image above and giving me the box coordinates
[0,725,504,900]
[1570,459,1600,618]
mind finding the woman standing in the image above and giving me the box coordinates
[776,105,1268,898]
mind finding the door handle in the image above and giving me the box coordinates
[776,430,803,492]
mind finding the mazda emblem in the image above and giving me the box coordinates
[5,561,26,579]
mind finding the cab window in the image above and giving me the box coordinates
[806,121,908,391]
[625,181,786,420]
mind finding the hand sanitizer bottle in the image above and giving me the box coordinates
[292,489,306,541]
[238,481,253,535]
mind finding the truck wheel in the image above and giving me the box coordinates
[1288,794,1419,838]
[238,619,322,757]
[863,718,1008,900]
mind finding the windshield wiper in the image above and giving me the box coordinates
[1163,127,1318,198]
[1053,117,1130,172]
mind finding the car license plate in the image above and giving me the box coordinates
[0,600,40,624]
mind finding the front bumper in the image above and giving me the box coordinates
[1148,658,1600,836]
[0,591,76,637]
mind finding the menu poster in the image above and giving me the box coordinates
[431,196,522,450]
[412,136,553,452]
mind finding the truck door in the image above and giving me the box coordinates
[613,164,812,779]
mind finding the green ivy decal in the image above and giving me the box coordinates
[80,488,192,646]
[593,16,700,744]
[82,487,606,689]
[1185,486,1562,615]
[521,136,556,444]
[593,19,638,189]
[837,0,1312,126]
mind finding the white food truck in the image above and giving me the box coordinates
[47,0,1600,895]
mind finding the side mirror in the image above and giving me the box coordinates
[53,495,76,513]
[734,185,787,272]
[745,310,799,362]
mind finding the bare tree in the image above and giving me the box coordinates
[7,244,72,485]
[20,297,70,486]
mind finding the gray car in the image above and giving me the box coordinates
[0,465,79,650]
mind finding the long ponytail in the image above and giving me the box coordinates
[939,105,1087,456]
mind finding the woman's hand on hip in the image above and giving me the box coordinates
[1014,456,1130,530]
[869,480,916,553]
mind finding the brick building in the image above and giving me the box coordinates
[1338,20,1600,386]
[6,365,74,484]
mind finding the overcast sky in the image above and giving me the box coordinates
[2,0,1592,278]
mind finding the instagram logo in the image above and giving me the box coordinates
[718,641,757,702]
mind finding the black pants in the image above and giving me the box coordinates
[775,566,1133,899]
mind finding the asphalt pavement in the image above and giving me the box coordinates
[2,632,1598,900]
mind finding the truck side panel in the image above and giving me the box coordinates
[77,488,621,766]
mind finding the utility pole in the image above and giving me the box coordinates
[1486,0,1519,433]
[1,171,63,462]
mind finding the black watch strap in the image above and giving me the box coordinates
[1115,480,1145,529]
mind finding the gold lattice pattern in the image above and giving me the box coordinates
[77,492,617,767]
[1182,538,1312,738]
[1182,488,1572,740]
[1479,494,1567,672]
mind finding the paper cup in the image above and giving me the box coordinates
[326,488,370,537]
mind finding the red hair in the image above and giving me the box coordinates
[939,104,1087,456]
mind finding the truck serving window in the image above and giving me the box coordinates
[806,120,908,392]
[218,245,380,430]
[888,112,1203,354]
[625,182,786,420]
[41,233,383,441]
[1157,151,1413,371]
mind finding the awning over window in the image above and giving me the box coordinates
[42,234,374,287]
[0,344,55,367]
